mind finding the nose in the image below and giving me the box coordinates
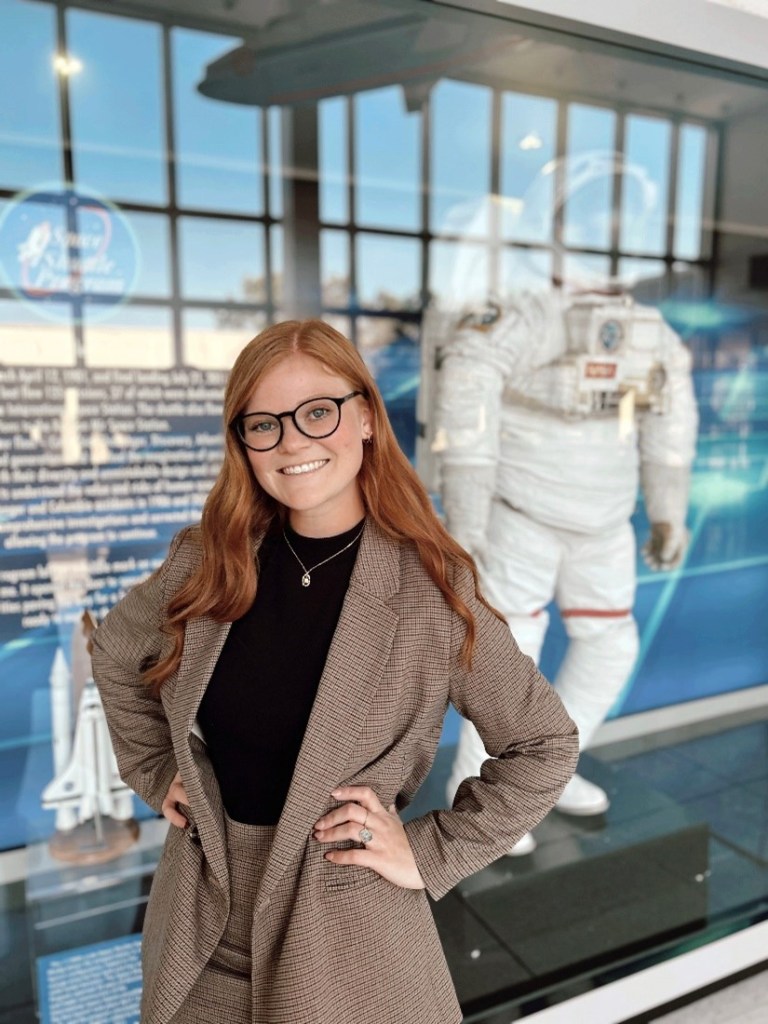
[278,415,311,452]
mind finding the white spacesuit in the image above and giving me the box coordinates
[430,288,698,853]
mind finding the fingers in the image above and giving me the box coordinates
[331,785,384,814]
[314,801,367,832]
[323,846,375,869]
[162,801,188,828]
[313,821,372,845]
[162,777,190,828]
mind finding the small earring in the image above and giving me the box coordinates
[363,434,373,445]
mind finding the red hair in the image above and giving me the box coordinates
[144,319,501,690]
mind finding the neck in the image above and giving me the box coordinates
[288,501,366,538]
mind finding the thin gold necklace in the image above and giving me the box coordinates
[283,523,365,587]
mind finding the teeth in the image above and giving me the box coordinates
[281,460,327,476]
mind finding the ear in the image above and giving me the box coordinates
[360,401,373,439]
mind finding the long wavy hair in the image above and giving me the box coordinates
[145,319,501,690]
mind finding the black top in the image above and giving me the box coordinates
[197,518,365,825]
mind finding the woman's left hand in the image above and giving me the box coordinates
[312,785,426,890]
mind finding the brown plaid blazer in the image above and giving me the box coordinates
[91,519,578,1024]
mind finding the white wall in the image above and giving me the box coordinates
[495,0,768,73]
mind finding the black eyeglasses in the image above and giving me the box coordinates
[234,391,363,452]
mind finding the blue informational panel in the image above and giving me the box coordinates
[36,935,142,1024]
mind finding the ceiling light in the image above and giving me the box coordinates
[519,132,543,151]
[53,54,83,76]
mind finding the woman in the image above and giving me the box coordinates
[92,319,578,1024]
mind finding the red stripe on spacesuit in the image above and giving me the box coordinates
[559,608,632,618]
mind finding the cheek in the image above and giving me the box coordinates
[247,452,273,492]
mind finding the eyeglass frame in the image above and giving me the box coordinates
[232,391,364,452]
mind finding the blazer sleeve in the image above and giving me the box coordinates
[90,526,194,815]
[402,568,580,900]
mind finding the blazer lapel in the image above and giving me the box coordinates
[170,615,232,892]
[254,519,400,912]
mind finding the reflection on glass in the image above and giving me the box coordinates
[0,197,69,296]
[562,252,611,290]
[429,240,488,308]
[430,80,491,233]
[121,211,171,297]
[670,262,708,300]
[179,217,265,301]
[501,92,557,243]
[321,230,350,307]
[564,104,616,250]
[502,246,553,294]
[183,308,263,370]
[323,313,351,339]
[356,233,420,310]
[319,97,348,224]
[83,303,173,367]
[67,9,166,203]
[172,28,262,215]
[0,0,60,188]
[0,299,75,365]
[354,87,421,231]
[357,316,420,460]
[618,257,667,288]
[621,115,671,256]
[268,107,283,219]
[271,225,283,308]
[675,124,708,261]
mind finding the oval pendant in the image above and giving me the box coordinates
[301,573,311,587]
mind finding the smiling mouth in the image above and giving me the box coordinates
[279,459,329,476]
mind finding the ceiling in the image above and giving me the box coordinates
[30,0,768,119]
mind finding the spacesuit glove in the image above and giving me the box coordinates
[441,462,496,561]
[642,522,690,571]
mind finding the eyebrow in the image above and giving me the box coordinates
[241,392,346,416]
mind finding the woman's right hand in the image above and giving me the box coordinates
[161,771,190,828]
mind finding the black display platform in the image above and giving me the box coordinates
[409,753,710,1020]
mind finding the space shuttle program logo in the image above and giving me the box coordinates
[0,183,139,323]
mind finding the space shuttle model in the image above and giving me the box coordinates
[41,611,138,863]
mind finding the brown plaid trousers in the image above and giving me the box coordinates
[91,519,578,1024]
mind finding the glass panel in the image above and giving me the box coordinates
[172,29,262,214]
[430,80,492,234]
[500,92,558,243]
[270,224,284,308]
[67,10,166,203]
[268,106,283,219]
[0,193,70,301]
[357,316,420,461]
[319,97,348,224]
[178,217,264,301]
[621,114,671,255]
[356,234,420,310]
[0,0,60,188]
[501,246,553,294]
[0,299,76,365]
[82,303,174,367]
[321,229,350,307]
[675,123,708,260]
[618,256,668,302]
[562,251,612,289]
[354,87,421,231]
[563,104,617,250]
[429,240,488,308]
[122,211,171,298]
[324,313,351,339]
[183,307,264,370]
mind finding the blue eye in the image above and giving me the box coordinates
[247,419,277,433]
